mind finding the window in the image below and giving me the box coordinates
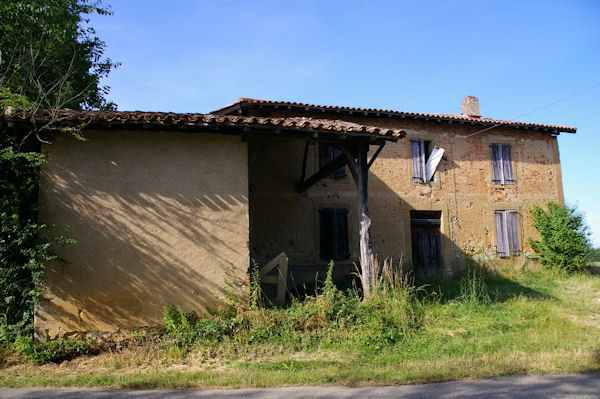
[490,143,514,185]
[411,139,428,183]
[495,210,519,257]
[411,139,444,183]
[319,144,346,179]
[319,208,350,261]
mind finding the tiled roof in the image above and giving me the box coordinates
[2,108,406,139]
[213,98,577,134]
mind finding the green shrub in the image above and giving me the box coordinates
[163,305,226,347]
[14,335,95,364]
[529,202,592,272]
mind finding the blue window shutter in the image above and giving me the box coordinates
[490,144,502,184]
[501,144,514,185]
[495,211,508,257]
[319,208,335,261]
[334,209,350,260]
[507,210,519,255]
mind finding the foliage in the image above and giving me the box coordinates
[0,147,57,336]
[529,202,592,272]
[13,335,95,364]
[590,247,600,263]
[0,0,118,110]
[163,305,224,348]
[248,259,262,309]
[0,111,77,337]
[0,1,117,338]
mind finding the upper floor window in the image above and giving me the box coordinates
[495,210,520,257]
[490,143,514,185]
[319,208,350,261]
[319,144,346,179]
[411,139,444,183]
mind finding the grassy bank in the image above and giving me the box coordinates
[1,262,599,389]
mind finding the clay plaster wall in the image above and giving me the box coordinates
[36,130,249,337]
[250,109,564,272]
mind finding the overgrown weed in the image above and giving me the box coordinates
[459,260,491,305]
[159,259,424,354]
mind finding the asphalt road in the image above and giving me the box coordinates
[1,374,599,398]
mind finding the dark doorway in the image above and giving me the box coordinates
[410,211,442,277]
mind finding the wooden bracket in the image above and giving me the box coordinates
[296,151,348,193]
[367,142,385,169]
[299,141,310,184]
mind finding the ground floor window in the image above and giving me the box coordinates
[319,208,350,261]
[410,210,442,277]
[495,210,520,257]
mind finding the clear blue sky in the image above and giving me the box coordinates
[90,0,600,246]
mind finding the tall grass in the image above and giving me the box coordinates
[161,259,424,352]
[459,262,491,304]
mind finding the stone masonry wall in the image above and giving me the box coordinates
[249,109,564,273]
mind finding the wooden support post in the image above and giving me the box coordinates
[356,146,375,296]
[340,143,376,297]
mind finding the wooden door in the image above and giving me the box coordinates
[410,212,442,278]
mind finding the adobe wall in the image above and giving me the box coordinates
[250,110,564,272]
[36,130,249,338]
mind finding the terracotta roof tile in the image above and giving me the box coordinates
[3,108,406,139]
[213,98,576,133]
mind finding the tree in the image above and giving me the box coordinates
[0,0,117,112]
[529,202,592,272]
[0,0,117,337]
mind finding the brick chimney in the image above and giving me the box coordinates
[461,96,480,118]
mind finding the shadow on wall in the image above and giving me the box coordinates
[37,131,249,336]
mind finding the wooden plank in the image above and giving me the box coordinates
[260,252,286,277]
[259,252,289,306]
[276,254,288,306]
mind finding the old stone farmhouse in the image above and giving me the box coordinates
[3,96,576,338]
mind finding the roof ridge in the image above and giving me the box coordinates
[225,98,576,133]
